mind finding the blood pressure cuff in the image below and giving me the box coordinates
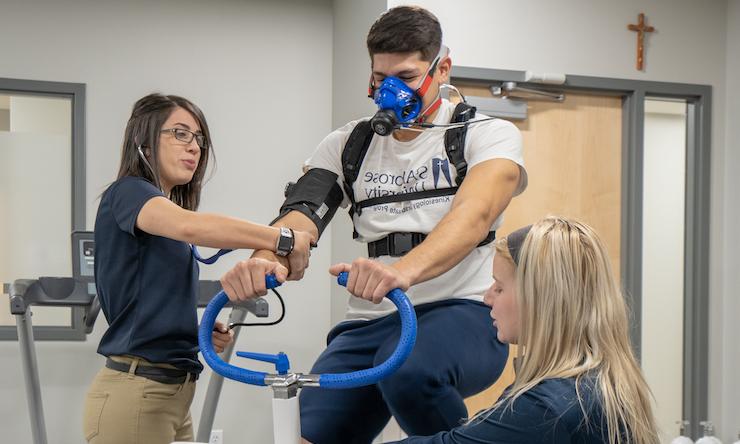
[275,168,343,237]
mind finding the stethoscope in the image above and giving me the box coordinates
[138,145,233,265]
[191,245,232,264]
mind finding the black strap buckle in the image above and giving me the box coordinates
[390,232,416,256]
[367,232,427,258]
[367,231,495,258]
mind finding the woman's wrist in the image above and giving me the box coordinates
[269,226,281,253]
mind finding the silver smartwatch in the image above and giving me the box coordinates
[275,227,295,257]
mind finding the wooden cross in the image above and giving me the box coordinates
[628,13,655,71]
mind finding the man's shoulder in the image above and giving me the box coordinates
[468,112,519,134]
[321,118,371,150]
[338,118,370,136]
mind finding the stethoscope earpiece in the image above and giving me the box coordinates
[136,145,163,191]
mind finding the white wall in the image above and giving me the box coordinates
[329,0,386,325]
[389,0,731,440]
[642,100,687,442]
[0,1,333,443]
[722,0,740,441]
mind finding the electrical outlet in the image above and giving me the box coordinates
[209,429,223,444]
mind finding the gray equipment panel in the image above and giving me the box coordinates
[2,231,98,341]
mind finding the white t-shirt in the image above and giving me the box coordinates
[305,99,527,320]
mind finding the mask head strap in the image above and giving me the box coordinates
[417,97,442,123]
[506,225,533,266]
[415,45,447,97]
[414,45,448,123]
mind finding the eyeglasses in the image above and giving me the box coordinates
[161,128,207,149]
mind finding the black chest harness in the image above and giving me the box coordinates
[341,102,496,257]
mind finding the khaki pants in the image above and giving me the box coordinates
[83,356,197,444]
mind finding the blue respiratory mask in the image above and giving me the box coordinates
[368,47,445,136]
[370,77,423,136]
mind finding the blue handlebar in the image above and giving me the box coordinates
[197,275,282,386]
[199,272,417,389]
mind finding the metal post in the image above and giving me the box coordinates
[196,306,249,443]
[16,309,48,444]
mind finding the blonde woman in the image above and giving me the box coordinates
[392,216,659,444]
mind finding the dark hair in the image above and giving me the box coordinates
[366,6,442,62]
[116,93,214,211]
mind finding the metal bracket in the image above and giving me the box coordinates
[270,373,302,399]
[491,82,564,102]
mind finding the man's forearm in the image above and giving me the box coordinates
[271,211,319,241]
[251,211,319,273]
[393,199,505,285]
[394,159,520,285]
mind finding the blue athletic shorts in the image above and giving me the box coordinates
[299,298,509,444]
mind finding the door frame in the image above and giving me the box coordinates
[451,66,711,438]
[0,77,87,341]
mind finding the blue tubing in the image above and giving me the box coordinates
[191,246,233,265]
[198,274,281,386]
[198,272,417,390]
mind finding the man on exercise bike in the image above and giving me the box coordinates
[223,6,527,443]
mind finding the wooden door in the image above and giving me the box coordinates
[457,85,623,415]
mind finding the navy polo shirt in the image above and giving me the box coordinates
[94,176,203,374]
[394,376,616,444]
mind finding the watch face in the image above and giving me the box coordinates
[277,228,294,256]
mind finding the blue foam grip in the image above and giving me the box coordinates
[198,274,282,386]
[318,272,417,389]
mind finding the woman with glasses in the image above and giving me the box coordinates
[82,93,314,444]
[390,217,659,444]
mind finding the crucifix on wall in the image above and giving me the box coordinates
[628,13,655,71]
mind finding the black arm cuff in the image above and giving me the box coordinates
[272,168,343,237]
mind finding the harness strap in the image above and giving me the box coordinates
[341,102,479,237]
[368,230,496,258]
[356,187,458,211]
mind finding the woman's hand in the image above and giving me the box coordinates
[211,320,234,353]
[220,257,288,302]
[287,230,315,281]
